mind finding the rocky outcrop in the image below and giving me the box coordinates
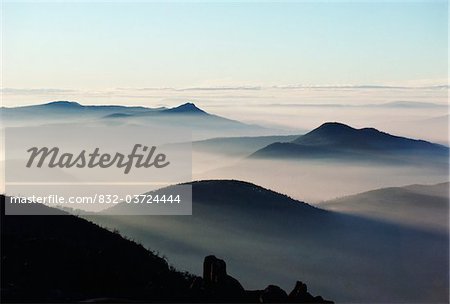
[203,255,245,293]
[190,255,333,303]
[255,282,333,303]
[190,255,245,302]
[259,285,288,303]
[288,281,333,303]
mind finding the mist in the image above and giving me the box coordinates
[193,155,448,203]
[87,180,448,303]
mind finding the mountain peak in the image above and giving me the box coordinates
[293,122,387,146]
[164,102,207,114]
[253,122,447,162]
[315,122,355,132]
[294,122,358,143]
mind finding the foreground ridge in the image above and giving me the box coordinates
[1,195,332,303]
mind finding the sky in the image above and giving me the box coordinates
[1,0,448,107]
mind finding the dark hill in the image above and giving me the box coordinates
[293,122,441,150]
[91,180,448,302]
[251,122,449,163]
[188,179,320,214]
[1,195,332,303]
[107,180,325,221]
[1,196,193,303]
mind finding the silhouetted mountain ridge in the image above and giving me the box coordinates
[1,100,156,117]
[162,102,207,115]
[251,122,448,163]
[1,195,193,302]
[293,122,442,150]
[1,101,283,139]
[1,194,332,303]
[90,179,449,302]
[2,101,208,116]
[106,180,323,218]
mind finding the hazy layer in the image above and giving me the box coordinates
[320,182,449,233]
[88,180,448,303]
[3,86,448,143]
[194,156,448,203]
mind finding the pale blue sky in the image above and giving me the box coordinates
[2,1,448,96]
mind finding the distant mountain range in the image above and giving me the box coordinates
[89,179,448,303]
[1,101,287,139]
[320,182,449,233]
[251,122,449,164]
[1,100,159,117]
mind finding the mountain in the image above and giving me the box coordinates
[250,122,449,164]
[320,182,449,233]
[38,100,84,108]
[1,195,332,303]
[89,180,448,303]
[1,101,285,139]
[292,122,441,149]
[1,100,156,117]
[0,195,193,302]
[105,179,324,217]
[162,102,207,115]
[112,105,279,140]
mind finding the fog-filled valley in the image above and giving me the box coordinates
[87,180,448,303]
[320,182,449,233]
[1,100,449,303]
[196,158,448,203]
